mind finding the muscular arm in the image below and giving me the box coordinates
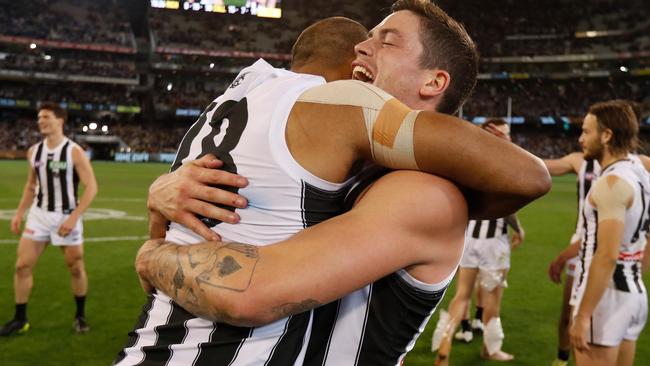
[410,112,550,218]
[10,146,37,234]
[574,176,632,338]
[138,171,467,326]
[543,152,583,176]
[70,146,97,220]
[292,81,550,219]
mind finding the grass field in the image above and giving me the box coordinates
[0,160,647,365]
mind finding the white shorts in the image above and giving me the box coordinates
[572,287,648,346]
[460,236,510,270]
[22,206,83,246]
[565,256,579,277]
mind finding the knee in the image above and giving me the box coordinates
[15,260,34,277]
[67,257,85,277]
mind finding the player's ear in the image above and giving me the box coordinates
[600,128,613,145]
[420,69,449,98]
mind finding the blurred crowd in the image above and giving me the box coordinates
[0,82,138,106]
[0,0,648,159]
[0,53,136,79]
[463,78,650,118]
[0,0,134,47]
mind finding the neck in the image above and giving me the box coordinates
[292,62,347,82]
[45,133,65,148]
[599,149,627,170]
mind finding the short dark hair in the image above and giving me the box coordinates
[392,0,479,114]
[38,102,67,122]
[291,17,368,69]
[482,118,508,130]
[588,100,638,155]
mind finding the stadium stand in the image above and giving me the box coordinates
[0,0,648,160]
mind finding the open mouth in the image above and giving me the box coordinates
[352,65,374,82]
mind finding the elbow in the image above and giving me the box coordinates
[521,157,552,201]
[206,289,277,327]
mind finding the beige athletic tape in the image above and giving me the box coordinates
[297,80,419,170]
[591,175,633,222]
[373,98,411,147]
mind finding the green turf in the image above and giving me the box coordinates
[0,160,647,365]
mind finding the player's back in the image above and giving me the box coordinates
[168,58,353,246]
[117,59,355,366]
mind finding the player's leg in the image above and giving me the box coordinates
[433,267,479,366]
[553,272,574,366]
[61,244,90,333]
[479,268,513,361]
[472,279,484,332]
[574,345,618,366]
[454,283,474,343]
[0,236,47,336]
[616,340,636,366]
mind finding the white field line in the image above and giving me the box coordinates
[0,197,146,202]
[0,235,149,244]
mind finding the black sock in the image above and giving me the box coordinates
[15,303,27,322]
[474,306,483,321]
[75,296,86,319]
[460,319,471,332]
[557,349,570,361]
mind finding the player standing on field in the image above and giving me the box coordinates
[1,102,97,336]
[569,100,649,366]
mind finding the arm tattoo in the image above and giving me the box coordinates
[144,241,261,321]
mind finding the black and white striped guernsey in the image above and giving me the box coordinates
[574,159,601,235]
[298,165,452,366]
[571,156,650,307]
[31,138,79,213]
[467,219,508,240]
[115,59,366,366]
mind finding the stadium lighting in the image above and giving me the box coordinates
[82,125,88,132]
[585,31,597,38]
[619,66,628,72]
[29,43,37,49]
[101,125,109,133]
[43,54,52,61]
[209,63,215,69]
[89,122,98,130]
[166,82,173,91]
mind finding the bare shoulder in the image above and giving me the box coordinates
[356,171,468,229]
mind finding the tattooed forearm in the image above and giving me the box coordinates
[271,299,322,319]
[194,243,259,292]
[139,240,262,323]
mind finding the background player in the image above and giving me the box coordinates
[569,100,649,366]
[431,119,525,364]
[545,152,600,366]
[2,102,97,336]
[546,99,650,366]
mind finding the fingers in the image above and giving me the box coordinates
[190,185,247,209]
[192,166,248,191]
[149,211,169,239]
[191,154,224,169]
[11,219,20,234]
[186,198,239,224]
[57,225,71,237]
[177,212,221,241]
